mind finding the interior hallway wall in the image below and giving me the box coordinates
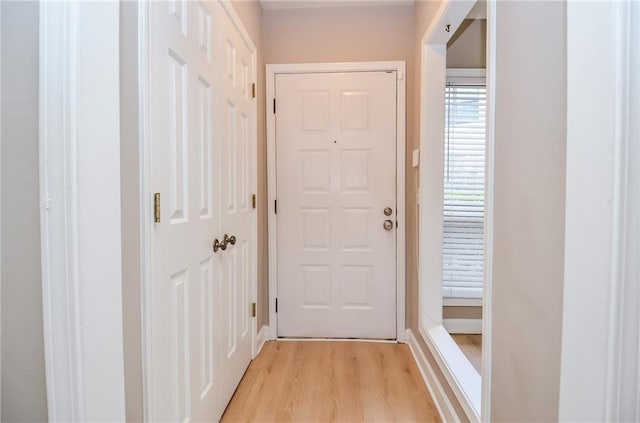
[410,0,439,342]
[410,1,469,419]
[0,2,49,421]
[447,18,486,69]
[491,2,567,421]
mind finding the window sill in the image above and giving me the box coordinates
[420,321,481,422]
[443,297,483,307]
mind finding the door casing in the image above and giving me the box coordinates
[266,61,406,341]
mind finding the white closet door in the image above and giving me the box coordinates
[146,2,255,421]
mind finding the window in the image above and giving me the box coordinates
[443,74,486,299]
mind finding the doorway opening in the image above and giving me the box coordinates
[443,67,486,373]
[418,1,493,421]
[266,61,407,341]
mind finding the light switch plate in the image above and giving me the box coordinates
[412,149,420,167]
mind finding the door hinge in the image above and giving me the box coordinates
[251,302,256,317]
[154,193,161,223]
[252,194,256,209]
[275,298,278,313]
[252,83,256,99]
[273,98,276,114]
[274,199,277,214]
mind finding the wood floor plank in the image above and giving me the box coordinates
[451,334,482,373]
[221,341,442,423]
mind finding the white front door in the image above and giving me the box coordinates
[275,71,398,339]
[146,1,255,421]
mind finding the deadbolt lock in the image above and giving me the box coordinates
[384,207,393,216]
[383,220,394,231]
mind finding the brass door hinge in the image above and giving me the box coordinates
[154,193,161,223]
[252,194,256,209]
[252,83,256,98]
[251,302,256,317]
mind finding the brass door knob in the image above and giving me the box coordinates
[213,234,237,253]
[213,238,227,253]
[383,220,394,231]
[384,207,393,216]
[224,234,236,246]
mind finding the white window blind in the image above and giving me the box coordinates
[443,81,486,299]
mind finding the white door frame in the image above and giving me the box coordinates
[559,1,640,420]
[38,1,126,420]
[0,4,3,416]
[137,0,258,419]
[266,61,407,341]
[417,1,493,421]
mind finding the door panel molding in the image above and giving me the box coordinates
[266,61,406,341]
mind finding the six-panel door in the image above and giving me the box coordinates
[215,3,255,410]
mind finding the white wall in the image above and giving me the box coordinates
[490,2,566,421]
[0,2,48,421]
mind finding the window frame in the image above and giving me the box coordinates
[443,69,487,300]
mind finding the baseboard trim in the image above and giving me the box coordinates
[256,325,269,356]
[405,329,460,423]
[443,319,483,334]
[276,338,396,343]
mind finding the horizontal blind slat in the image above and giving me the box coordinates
[443,83,487,295]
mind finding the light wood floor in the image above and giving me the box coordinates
[221,341,442,422]
[451,334,482,373]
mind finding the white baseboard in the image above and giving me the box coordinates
[256,325,269,356]
[443,319,483,334]
[277,338,395,343]
[405,329,460,423]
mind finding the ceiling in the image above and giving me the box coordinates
[259,0,415,11]
[258,0,486,18]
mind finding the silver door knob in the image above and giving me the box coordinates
[383,220,394,231]
[384,207,393,216]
